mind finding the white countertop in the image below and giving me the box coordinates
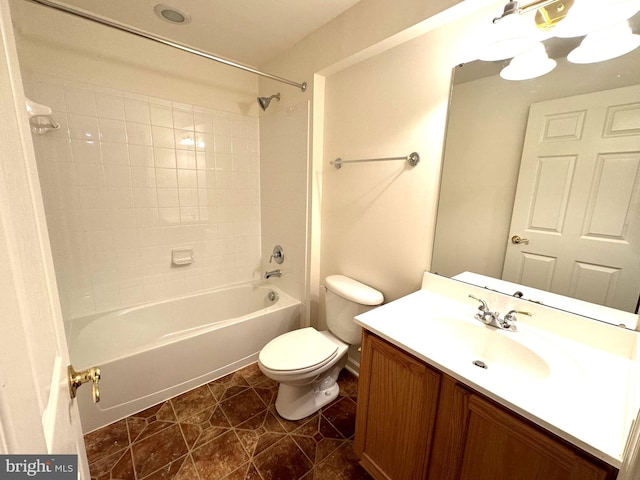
[354,274,640,468]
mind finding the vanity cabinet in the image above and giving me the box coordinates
[355,331,618,480]
[354,330,441,480]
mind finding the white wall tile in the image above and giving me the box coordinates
[154,147,176,168]
[150,104,173,127]
[178,169,197,189]
[124,99,151,124]
[131,166,156,188]
[107,187,134,209]
[175,130,196,150]
[133,188,158,208]
[126,122,152,146]
[74,163,105,187]
[104,165,132,187]
[68,114,100,140]
[71,139,102,164]
[101,142,129,165]
[157,188,179,207]
[30,74,264,318]
[99,118,127,143]
[177,150,196,170]
[65,87,97,116]
[173,109,195,130]
[155,168,178,188]
[129,145,154,167]
[151,125,175,148]
[96,93,125,120]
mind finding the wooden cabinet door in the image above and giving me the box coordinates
[457,394,615,480]
[354,332,441,480]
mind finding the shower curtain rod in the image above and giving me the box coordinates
[26,0,308,92]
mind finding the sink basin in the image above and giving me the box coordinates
[424,318,552,383]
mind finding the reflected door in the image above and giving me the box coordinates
[502,84,640,312]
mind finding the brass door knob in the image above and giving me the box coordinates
[68,365,101,403]
[511,235,530,245]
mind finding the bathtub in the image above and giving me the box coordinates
[66,283,301,433]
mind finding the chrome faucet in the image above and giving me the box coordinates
[468,295,502,329]
[264,269,282,279]
[468,295,531,332]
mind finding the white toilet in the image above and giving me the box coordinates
[258,275,384,420]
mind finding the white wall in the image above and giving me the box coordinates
[257,0,465,325]
[321,29,452,303]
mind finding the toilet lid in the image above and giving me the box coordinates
[260,327,339,372]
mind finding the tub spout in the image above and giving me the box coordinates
[265,269,282,279]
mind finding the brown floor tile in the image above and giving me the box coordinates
[170,385,216,421]
[220,388,268,427]
[315,442,373,480]
[253,435,313,480]
[86,363,366,480]
[131,424,189,478]
[322,396,357,439]
[84,419,129,462]
[191,430,248,479]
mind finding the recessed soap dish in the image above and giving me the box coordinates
[172,248,193,266]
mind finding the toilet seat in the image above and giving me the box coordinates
[259,327,339,374]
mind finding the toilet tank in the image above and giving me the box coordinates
[324,275,384,346]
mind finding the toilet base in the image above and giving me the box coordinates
[274,364,343,421]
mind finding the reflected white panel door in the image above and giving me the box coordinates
[503,84,640,312]
[0,0,89,475]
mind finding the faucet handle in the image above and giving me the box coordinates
[468,294,488,312]
[502,310,532,331]
[504,309,532,320]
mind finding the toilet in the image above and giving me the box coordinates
[258,275,383,420]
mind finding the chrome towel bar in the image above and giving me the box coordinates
[330,152,420,170]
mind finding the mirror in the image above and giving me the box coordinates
[432,11,640,325]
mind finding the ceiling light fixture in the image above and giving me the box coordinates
[153,4,191,25]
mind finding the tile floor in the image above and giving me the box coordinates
[84,363,372,480]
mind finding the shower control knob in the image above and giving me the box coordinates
[269,245,285,264]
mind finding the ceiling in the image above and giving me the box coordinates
[50,0,362,67]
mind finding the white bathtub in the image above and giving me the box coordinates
[67,283,301,433]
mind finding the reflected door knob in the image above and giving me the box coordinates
[511,235,530,245]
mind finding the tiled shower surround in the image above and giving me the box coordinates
[24,72,262,319]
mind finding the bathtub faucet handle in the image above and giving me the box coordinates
[269,245,284,265]
[68,365,101,403]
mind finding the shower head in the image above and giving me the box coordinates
[257,93,280,111]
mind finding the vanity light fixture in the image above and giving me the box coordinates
[480,0,572,61]
[500,42,557,79]
[493,0,573,26]
[567,20,640,63]
[482,0,640,80]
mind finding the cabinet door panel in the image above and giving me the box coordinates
[355,333,441,480]
[459,395,610,480]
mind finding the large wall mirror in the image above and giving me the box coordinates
[432,11,640,325]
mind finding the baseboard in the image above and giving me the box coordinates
[345,355,360,376]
